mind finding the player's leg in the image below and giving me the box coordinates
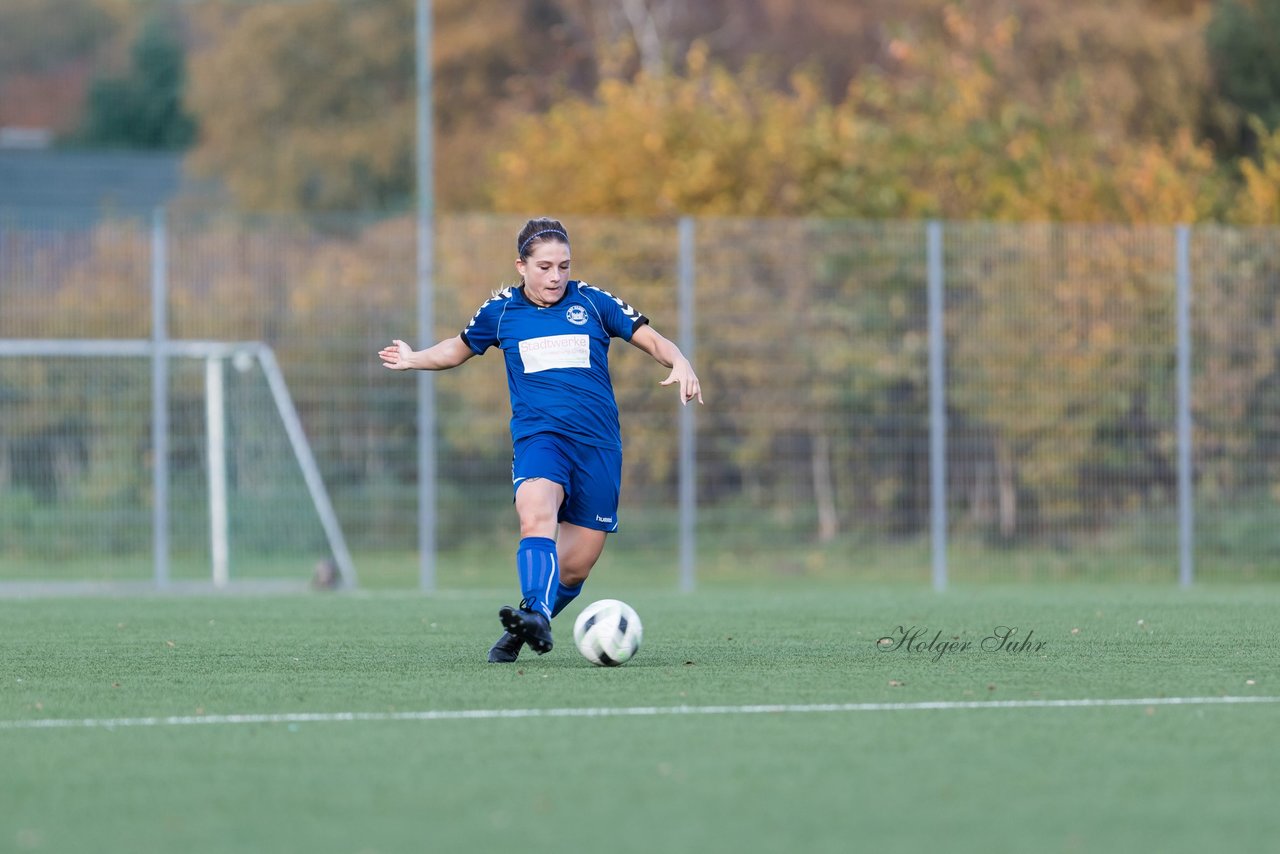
[513,476,564,617]
[550,522,606,617]
[497,477,563,654]
[491,436,570,660]
[495,521,603,663]
[549,441,622,619]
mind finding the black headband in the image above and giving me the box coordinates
[518,229,569,255]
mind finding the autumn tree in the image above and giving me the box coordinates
[1207,0,1280,154]
[1232,120,1280,224]
[77,12,196,150]
[185,0,416,212]
[488,6,1231,539]
[184,0,599,212]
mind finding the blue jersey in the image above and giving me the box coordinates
[460,280,649,449]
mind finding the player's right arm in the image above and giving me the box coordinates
[378,335,475,371]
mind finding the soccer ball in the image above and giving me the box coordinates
[572,599,643,666]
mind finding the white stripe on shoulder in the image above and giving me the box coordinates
[465,287,514,330]
[580,283,641,319]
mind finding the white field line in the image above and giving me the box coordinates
[1,695,1277,731]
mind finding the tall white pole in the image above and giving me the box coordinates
[1176,225,1194,587]
[416,0,437,591]
[151,207,170,588]
[927,221,948,592]
[206,356,229,587]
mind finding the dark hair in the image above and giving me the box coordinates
[516,218,570,259]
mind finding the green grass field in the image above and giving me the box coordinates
[3,583,1278,854]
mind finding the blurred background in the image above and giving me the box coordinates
[2,0,1280,590]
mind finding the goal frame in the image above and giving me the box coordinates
[0,338,357,590]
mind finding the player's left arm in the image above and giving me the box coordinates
[629,324,704,405]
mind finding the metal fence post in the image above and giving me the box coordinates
[678,216,697,592]
[150,207,170,588]
[1176,224,1194,587]
[927,221,948,592]
[416,0,437,592]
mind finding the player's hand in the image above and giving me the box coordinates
[378,339,415,370]
[659,360,703,405]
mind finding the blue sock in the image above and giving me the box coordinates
[516,536,558,619]
[550,580,583,619]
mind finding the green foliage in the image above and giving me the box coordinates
[76,14,196,150]
[1231,118,1280,222]
[1207,0,1280,135]
[185,0,416,212]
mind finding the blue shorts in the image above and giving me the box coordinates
[511,433,622,532]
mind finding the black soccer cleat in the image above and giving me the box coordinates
[487,631,524,663]
[498,602,554,655]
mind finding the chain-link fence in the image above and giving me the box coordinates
[2,210,1277,588]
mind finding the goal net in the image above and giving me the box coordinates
[0,339,355,591]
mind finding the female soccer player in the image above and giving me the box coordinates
[378,217,703,662]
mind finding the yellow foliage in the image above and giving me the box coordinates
[489,7,1224,226]
[1231,120,1280,225]
[186,0,416,213]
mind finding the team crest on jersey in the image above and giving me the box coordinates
[565,305,589,326]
